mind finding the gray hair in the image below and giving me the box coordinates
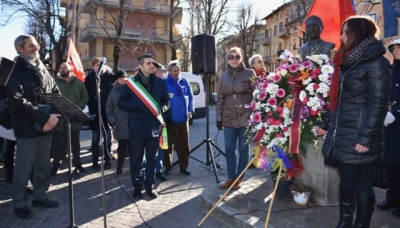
[167,60,180,71]
[249,54,263,66]
[14,34,36,54]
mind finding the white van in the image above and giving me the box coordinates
[180,72,206,125]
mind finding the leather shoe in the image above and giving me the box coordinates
[50,167,58,177]
[180,169,191,175]
[32,198,59,208]
[132,189,142,199]
[393,207,400,217]
[164,168,172,176]
[146,189,158,199]
[14,206,33,219]
[104,160,111,169]
[377,199,399,210]
[75,165,86,173]
[232,179,243,190]
[219,179,234,189]
[156,172,167,181]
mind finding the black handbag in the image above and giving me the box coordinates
[0,98,12,129]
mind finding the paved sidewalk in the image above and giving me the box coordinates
[200,169,400,228]
[0,120,231,228]
[1,106,399,228]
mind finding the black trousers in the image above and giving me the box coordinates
[129,137,158,190]
[384,165,400,202]
[51,130,81,167]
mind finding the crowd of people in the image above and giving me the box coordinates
[0,13,399,227]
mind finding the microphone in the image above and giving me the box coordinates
[96,57,107,75]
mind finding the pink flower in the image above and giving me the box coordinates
[289,64,299,73]
[302,60,312,68]
[302,97,309,104]
[276,89,286,98]
[253,112,261,122]
[259,91,267,101]
[313,84,319,90]
[283,127,288,132]
[273,74,281,83]
[250,100,257,110]
[310,110,319,116]
[276,133,283,138]
[268,97,277,106]
[261,82,269,90]
[277,106,283,113]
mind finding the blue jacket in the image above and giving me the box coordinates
[118,70,169,138]
[165,74,194,124]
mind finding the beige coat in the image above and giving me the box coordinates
[216,62,254,128]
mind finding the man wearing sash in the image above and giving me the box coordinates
[118,54,170,199]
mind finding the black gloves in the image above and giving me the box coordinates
[216,121,223,130]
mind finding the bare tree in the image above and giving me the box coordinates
[85,0,133,72]
[25,14,50,65]
[169,0,183,60]
[230,3,263,68]
[2,0,68,75]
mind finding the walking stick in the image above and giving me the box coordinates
[265,159,283,228]
[197,155,258,227]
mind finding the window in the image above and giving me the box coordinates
[190,82,200,95]
[274,24,277,36]
[369,13,376,22]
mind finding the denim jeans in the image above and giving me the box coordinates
[224,127,249,180]
[91,129,112,162]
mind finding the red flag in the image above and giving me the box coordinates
[301,0,356,50]
[67,39,85,82]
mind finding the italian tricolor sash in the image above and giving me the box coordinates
[126,77,161,117]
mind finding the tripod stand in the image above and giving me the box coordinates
[173,74,225,183]
[36,93,90,228]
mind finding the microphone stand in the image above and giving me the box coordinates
[95,68,108,227]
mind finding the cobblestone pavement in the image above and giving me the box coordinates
[2,106,399,228]
[0,107,231,228]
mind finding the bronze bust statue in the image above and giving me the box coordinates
[298,15,335,60]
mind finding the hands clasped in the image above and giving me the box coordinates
[43,114,61,132]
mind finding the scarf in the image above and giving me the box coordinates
[166,74,183,96]
[22,56,47,83]
[328,38,377,111]
[254,69,266,77]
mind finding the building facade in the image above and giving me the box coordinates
[62,0,182,73]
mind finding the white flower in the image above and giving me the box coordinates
[280,69,288,76]
[306,83,316,95]
[253,89,259,98]
[299,91,307,102]
[299,65,305,71]
[321,65,334,74]
[303,77,312,85]
[317,83,330,95]
[266,83,279,95]
[318,73,330,83]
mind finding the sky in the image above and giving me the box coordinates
[0,0,285,60]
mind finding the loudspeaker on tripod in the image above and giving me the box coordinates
[191,34,216,74]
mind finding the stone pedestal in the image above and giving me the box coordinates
[297,139,340,206]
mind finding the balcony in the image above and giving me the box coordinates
[80,25,142,42]
[80,0,175,16]
[262,37,271,46]
[278,28,290,39]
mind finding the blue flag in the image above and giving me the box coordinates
[383,0,400,37]
[273,145,294,170]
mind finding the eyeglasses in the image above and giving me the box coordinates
[227,55,241,60]
[257,60,263,64]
